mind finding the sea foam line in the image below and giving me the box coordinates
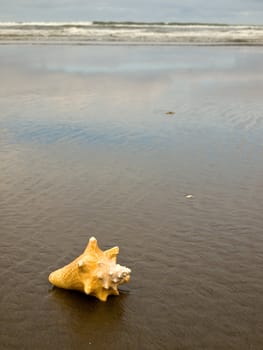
[0,22,263,45]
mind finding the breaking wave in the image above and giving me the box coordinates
[0,21,263,45]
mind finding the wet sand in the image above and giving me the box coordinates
[0,45,263,349]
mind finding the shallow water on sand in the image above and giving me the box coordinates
[0,45,263,350]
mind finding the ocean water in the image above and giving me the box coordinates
[0,22,263,44]
[0,45,263,349]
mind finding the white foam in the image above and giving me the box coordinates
[0,22,262,44]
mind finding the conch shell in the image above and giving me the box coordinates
[48,237,131,301]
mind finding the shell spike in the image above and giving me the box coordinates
[78,260,84,268]
[84,236,100,254]
[84,283,92,295]
[104,246,119,261]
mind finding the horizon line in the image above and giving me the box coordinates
[0,20,262,26]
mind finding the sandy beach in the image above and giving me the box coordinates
[0,45,263,349]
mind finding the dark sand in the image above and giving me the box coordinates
[0,45,263,349]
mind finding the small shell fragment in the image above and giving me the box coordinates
[165,111,175,116]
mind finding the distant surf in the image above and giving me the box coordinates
[0,21,263,45]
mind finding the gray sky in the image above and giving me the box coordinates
[0,0,262,24]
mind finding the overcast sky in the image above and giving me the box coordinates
[0,0,262,24]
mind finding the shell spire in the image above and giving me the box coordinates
[48,237,131,301]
